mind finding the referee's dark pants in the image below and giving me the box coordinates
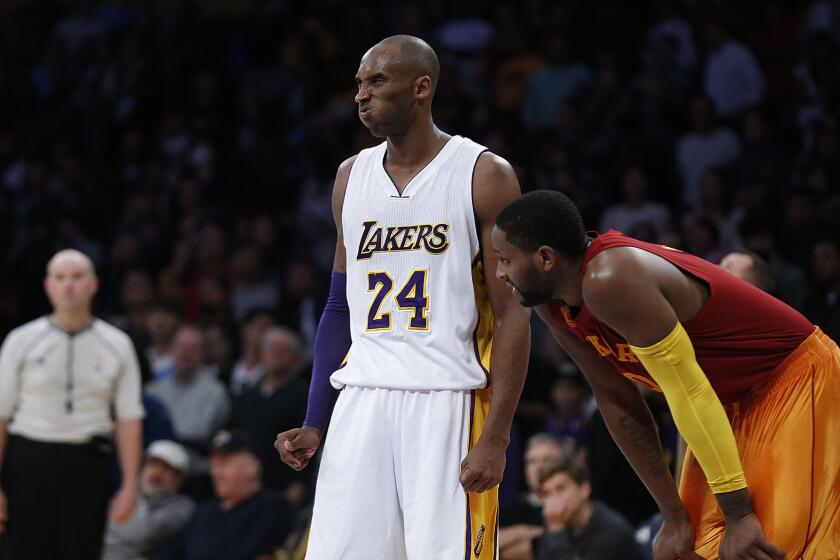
[0,435,111,560]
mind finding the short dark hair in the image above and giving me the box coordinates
[496,190,588,259]
[539,456,590,486]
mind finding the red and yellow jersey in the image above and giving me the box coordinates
[546,231,815,403]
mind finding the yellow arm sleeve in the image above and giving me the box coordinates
[630,322,747,494]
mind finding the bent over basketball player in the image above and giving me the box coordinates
[275,35,530,559]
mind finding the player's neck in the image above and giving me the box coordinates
[385,120,449,168]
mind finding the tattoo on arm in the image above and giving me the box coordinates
[617,409,666,477]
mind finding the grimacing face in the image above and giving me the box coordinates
[354,45,422,139]
[492,226,554,307]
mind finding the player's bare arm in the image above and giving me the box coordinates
[582,248,784,560]
[460,152,531,494]
[534,303,701,560]
[275,155,355,471]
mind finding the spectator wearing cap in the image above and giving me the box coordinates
[161,430,294,560]
[103,440,195,560]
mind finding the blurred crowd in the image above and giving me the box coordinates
[2,0,840,558]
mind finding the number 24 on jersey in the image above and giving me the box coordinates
[366,270,429,331]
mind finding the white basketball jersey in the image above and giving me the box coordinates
[332,135,494,391]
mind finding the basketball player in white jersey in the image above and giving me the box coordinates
[275,35,531,559]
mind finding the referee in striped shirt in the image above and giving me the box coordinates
[0,249,145,559]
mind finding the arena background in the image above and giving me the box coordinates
[0,0,839,558]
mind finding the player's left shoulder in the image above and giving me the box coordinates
[472,151,521,219]
[583,247,660,309]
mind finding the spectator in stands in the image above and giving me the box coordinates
[522,34,591,130]
[740,214,809,310]
[277,259,323,352]
[103,440,195,560]
[599,166,672,236]
[203,322,236,385]
[147,326,230,476]
[805,236,840,341]
[230,244,278,323]
[163,430,293,560]
[676,95,741,207]
[703,20,765,119]
[146,298,182,380]
[0,249,144,560]
[720,250,777,293]
[500,434,572,560]
[229,308,275,396]
[536,458,643,560]
[232,327,308,505]
[543,372,590,449]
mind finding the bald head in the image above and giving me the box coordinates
[355,35,440,138]
[375,35,440,93]
[720,251,775,294]
[46,249,95,277]
[44,249,98,315]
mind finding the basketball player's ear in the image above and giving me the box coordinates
[536,246,556,272]
[414,75,433,100]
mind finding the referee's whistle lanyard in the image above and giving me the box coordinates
[65,334,75,414]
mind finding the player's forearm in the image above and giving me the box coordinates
[303,272,350,431]
[595,389,684,519]
[115,419,143,486]
[479,308,530,446]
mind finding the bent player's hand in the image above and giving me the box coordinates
[108,483,137,524]
[720,513,785,560]
[276,426,323,471]
[653,512,704,560]
[460,438,506,493]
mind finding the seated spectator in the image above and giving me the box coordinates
[230,244,279,323]
[522,35,591,130]
[676,95,740,207]
[536,458,643,560]
[804,237,840,342]
[147,326,230,476]
[720,250,776,293]
[277,259,323,353]
[162,430,294,560]
[499,434,573,560]
[543,372,591,449]
[229,308,275,396]
[232,327,308,505]
[103,440,195,560]
[146,298,182,380]
[703,20,765,119]
[598,166,672,236]
[203,322,236,385]
[740,215,809,310]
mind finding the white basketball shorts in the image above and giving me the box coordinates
[305,385,498,560]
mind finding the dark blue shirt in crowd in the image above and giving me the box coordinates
[536,501,644,560]
[160,489,293,560]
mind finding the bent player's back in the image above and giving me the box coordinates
[332,135,493,391]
